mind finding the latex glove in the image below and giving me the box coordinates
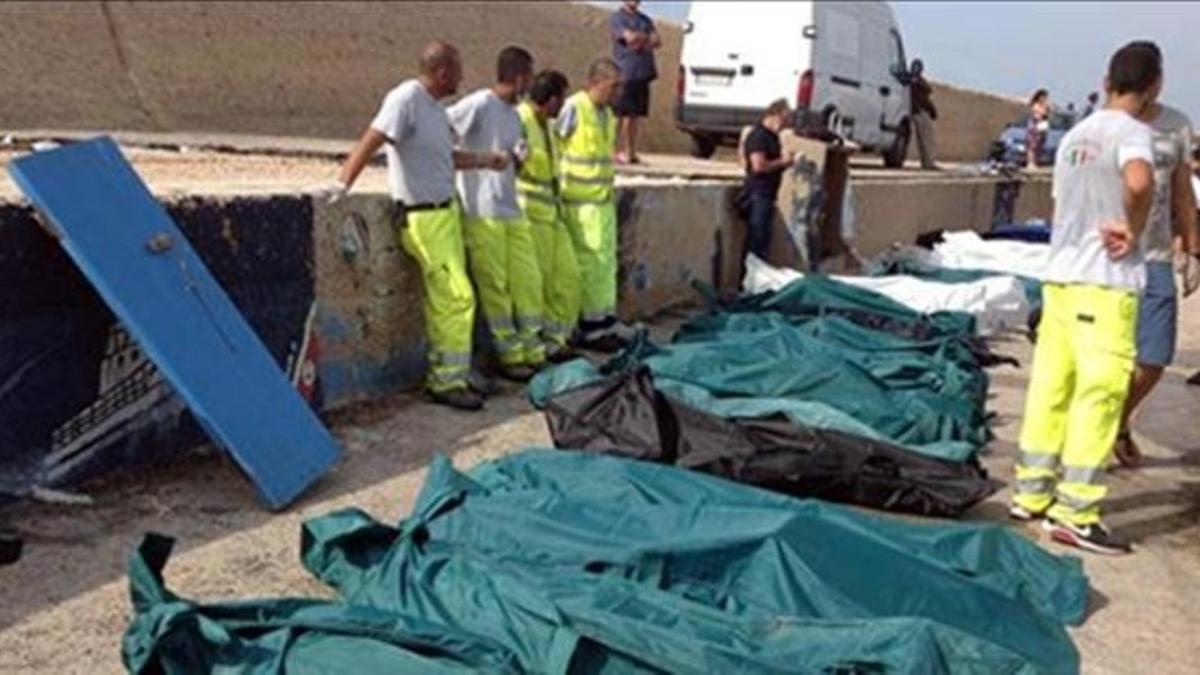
[311,180,348,204]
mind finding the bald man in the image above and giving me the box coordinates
[556,58,637,351]
[329,41,509,411]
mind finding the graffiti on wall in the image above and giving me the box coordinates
[0,196,317,498]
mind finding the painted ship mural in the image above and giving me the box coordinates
[41,304,318,488]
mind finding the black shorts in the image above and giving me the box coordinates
[614,78,651,118]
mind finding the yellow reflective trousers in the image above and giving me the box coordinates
[521,204,581,349]
[562,200,618,324]
[397,204,474,393]
[463,215,546,366]
[1014,282,1138,525]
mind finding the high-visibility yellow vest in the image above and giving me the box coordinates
[559,90,616,204]
[516,101,559,223]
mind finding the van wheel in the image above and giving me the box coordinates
[882,119,910,169]
[823,108,843,137]
[689,133,717,159]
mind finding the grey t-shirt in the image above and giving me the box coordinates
[447,88,523,219]
[1047,109,1153,292]
[370,79,456,204]
[1142,105,1194,261]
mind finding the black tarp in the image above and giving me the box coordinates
[542,366,996,517]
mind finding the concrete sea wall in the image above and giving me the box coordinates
[0,172,1049,494]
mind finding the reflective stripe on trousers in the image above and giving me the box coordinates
[1012,282,1136,525]
[397,204,475,392]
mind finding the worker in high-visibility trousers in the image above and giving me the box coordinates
[1009,41,1161,555]
[556,58,638,352]
[448,46,547,382]
[322,40,510,411]
[517,70,581,360]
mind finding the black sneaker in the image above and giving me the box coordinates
[428,387,484,411]
[466,369,499,398]
[1042,517,1132,555]
[577,324,639,353]
[0,528,22,566]
[497,364,536,383]
[575,332,626,353]
[545,344,577,363]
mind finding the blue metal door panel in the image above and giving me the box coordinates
[6,138,339,509]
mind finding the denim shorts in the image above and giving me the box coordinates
[1135,261,1178,366]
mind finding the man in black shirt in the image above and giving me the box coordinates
[741,99,796,261]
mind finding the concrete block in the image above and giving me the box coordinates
[312,195,428,408]
[616,182,738,318]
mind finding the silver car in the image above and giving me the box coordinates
[989,110,1075,166]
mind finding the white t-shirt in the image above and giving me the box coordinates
[1046,109,1154,291]
[369,79,456,204]
[1142,105,1194,261]
[447,88,523,219]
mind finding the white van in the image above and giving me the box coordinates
[675,1,914,167]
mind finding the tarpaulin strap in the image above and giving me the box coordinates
[129,533,176,611]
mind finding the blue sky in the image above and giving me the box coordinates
[612,1,1200,122]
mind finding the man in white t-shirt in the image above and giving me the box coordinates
[1010,42,1160,555]
[1112,59,1196,465]
[447,46,547,381]
[324,40,509,411]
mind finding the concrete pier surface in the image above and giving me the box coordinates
[3,136,1190,674]
[0,296,1197,674]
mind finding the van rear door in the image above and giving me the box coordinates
[858,4,910,148]
[681,2,814,111]
[812,2,868,140]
